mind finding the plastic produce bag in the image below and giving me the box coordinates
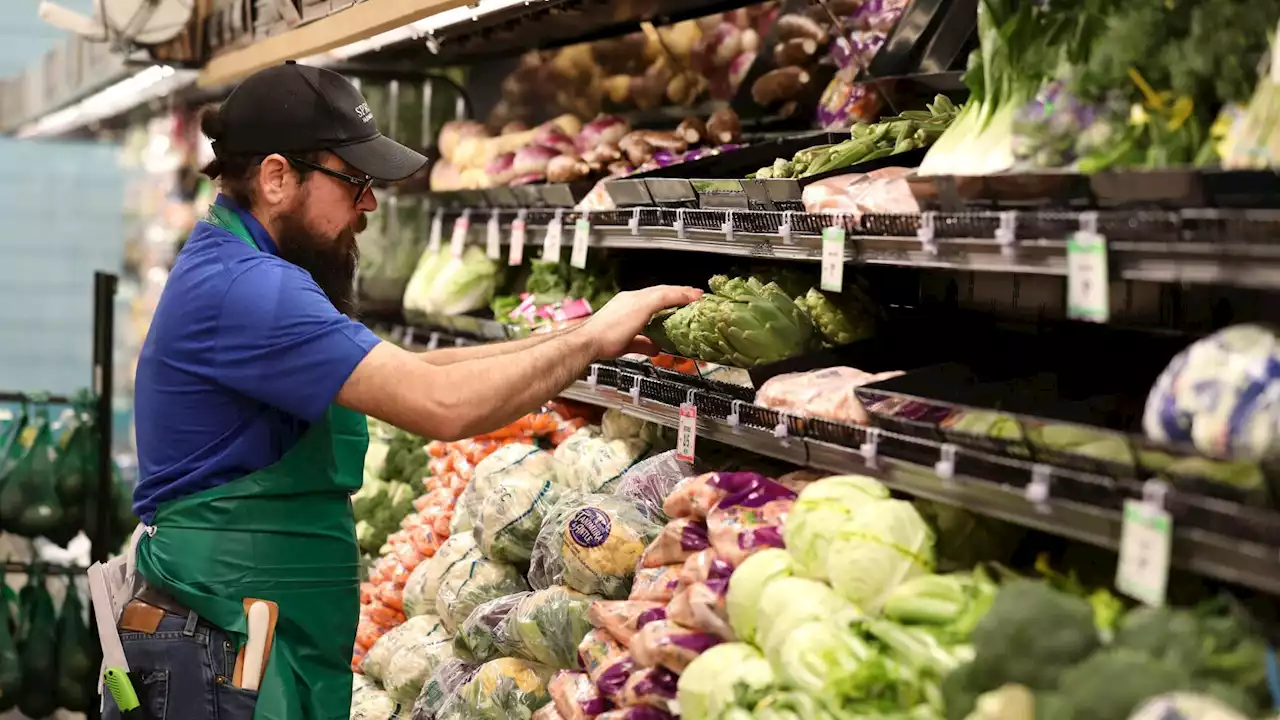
[507,587,597,668]
[554,429,650,494]
[612,451,698,523]
[639,518,710,568]
[677,550,734,592]
[663,472,775,521]
[51,407,94,546]
[534,704,568,720]
[435,553,530,632]
[16,569,57,718]
[619,668,679,712]
[384,617,457,704]
[474,467,562,564]
[596,706,675,719]
[439,657,555,720]
[577,629,626,684]
[0,407,65,539]
[529,493,662,599]
[668,582,734,640]
[587,600,667,648]
[627,566,681,603]
[412,659,480,720]
[549,670,612,719]
[406,532,480,618]
[630,620,723,674]
[363,614,448,683]
[455,593,524,664]
[353,673,405,720]
[756,367,904,425]
[54,584,94,711]
[706,477,796,567]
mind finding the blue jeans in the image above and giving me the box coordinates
[102,610,259,720]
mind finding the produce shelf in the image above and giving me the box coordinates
[558,371,1280,596]
[434,205,1280,289]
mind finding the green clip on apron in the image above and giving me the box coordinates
[136,203,367,719]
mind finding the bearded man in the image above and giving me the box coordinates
[116,62,697,720]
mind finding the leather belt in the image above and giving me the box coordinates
[134,587,189,618]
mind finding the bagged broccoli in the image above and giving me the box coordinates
[436,553,531,632]
[455,593,524,664]
[529,493,662,599]
[612,451,698,523]
[363,614,447,683]
[383,617,457,704]
[442,657,555,719]
[412,659,480,720]
[405,532,479,618]
[353,674,406,720]
[507,587,597,669]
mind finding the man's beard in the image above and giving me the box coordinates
[276,212,364,317]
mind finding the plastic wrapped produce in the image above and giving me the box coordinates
[472,444,559,506]
[439,658,555,719]
[352,675,405,720]
[454,593,525,664]
[628,566,681,603]
[587,600,667,648]
[475,468,561,564]
[533,704,568,720]
[639,518,710,568]
[412,659,480,720]
[384,618,457,704]
[668,581,734,640]
[594,651,637,706]
[630,620,723,673]
[529,493,662,599]
[577,628,627,685]
[706,476,796,566]
[676,550,734,592]
[596,709,674,720]
[619,668,679,712]
[405,533,479,618]
[363,615,447,683]
[601,409,647,440]
[435,553,531,632]
[554,428,651,494]
[662,471,774,520]
[756,366,905,425]
[612,451,698,522]
[507,587,598,668]
[549,671,612,720]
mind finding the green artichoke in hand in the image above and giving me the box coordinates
[795,287,878,347]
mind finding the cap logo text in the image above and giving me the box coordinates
[355,103,373,123]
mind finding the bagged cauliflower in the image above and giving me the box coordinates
[601,409,646,440]
[405,532,479,618]
[529,493,662,599]
[353,674,405,720]
[612,450,698,523]
[440,657,555,720]
[474,468,562,564]
[435,552,531,632]
[463,443,557,520]
[412,659,479,720]
[554,429,651,494]
[383,616,456,704]
[363,614,444,683]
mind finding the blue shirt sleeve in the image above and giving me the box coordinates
[211,259,382,422]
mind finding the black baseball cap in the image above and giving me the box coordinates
[214,61,427,182]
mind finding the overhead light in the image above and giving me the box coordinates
[16,64,197,139]
[298,0,541,65]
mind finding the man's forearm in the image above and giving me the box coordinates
[339,331,599,441]
[415,329,566,365]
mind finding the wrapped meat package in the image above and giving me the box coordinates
[756,366,905,425]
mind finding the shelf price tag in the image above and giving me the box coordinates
[426,332,441,351]
[1116,480,1172,607]
[450,210,471,257]
[677,393,698,462]
[571,217,591,269]
[543,210,564,261]
[779,211,793,245]
[1067,213,1109,323]
[821,226,846,292]
[427,209,443,254]
[486,211,502,260]
[509,210,527,267]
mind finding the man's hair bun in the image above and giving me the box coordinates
[198,104,224,179]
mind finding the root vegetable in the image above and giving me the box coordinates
[510,173,546,186]
[500,121,529,134]
[438,120,489,163]
[619,133,656,166]
[607,161,634,177]
[577,115,630,153]
[513,145,560,176]
[667,72,705,105]
[774,38,819,67]
[485,152,518,186]
[740,28,761,55]
[706,108,742,146]
[582,143,623,169]
[547,154,592,183]
[677,116,708,145]
[638,131,689,152]
[776,14,829,44]
[604,75,632,104]
[752,66,811,106]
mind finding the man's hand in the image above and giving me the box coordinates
[583,285,703,359]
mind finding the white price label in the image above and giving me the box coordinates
[543,217,563,261]
[571,218,591,269]
[509,219,527,266]
[450,215,470,257]
[1115,499,1172,607]
[821,226,846,292]
[1067,231,1109,322]
[427,210,443,254]
[486,213,501,260]
[676,403,697,462]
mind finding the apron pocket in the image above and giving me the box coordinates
[217,684,259,720]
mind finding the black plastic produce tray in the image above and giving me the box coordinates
[864,0,953,79]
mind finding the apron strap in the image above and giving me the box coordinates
[205,203,261,252]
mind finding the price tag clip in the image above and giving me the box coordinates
[1026,463,1052,514]
[935,443,957,483]
[918,211,938,256]
[860,427,880,470]
[571,214,591,269]
[486,210,502,260]
[779,211,794,245]
[821,225,846,292]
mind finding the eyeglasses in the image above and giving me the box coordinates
[285,155,374,206]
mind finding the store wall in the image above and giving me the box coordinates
[0,1,125,396]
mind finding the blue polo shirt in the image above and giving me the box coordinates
[132,195,382,524]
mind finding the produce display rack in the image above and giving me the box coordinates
[430,205,1280,289]
[558,368,1280,596]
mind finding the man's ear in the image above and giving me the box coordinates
[258,154,293,207]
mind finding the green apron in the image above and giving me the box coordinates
[135,203,368,720]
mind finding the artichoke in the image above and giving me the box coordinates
[645,308,682,355]
[795,287,878,347]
